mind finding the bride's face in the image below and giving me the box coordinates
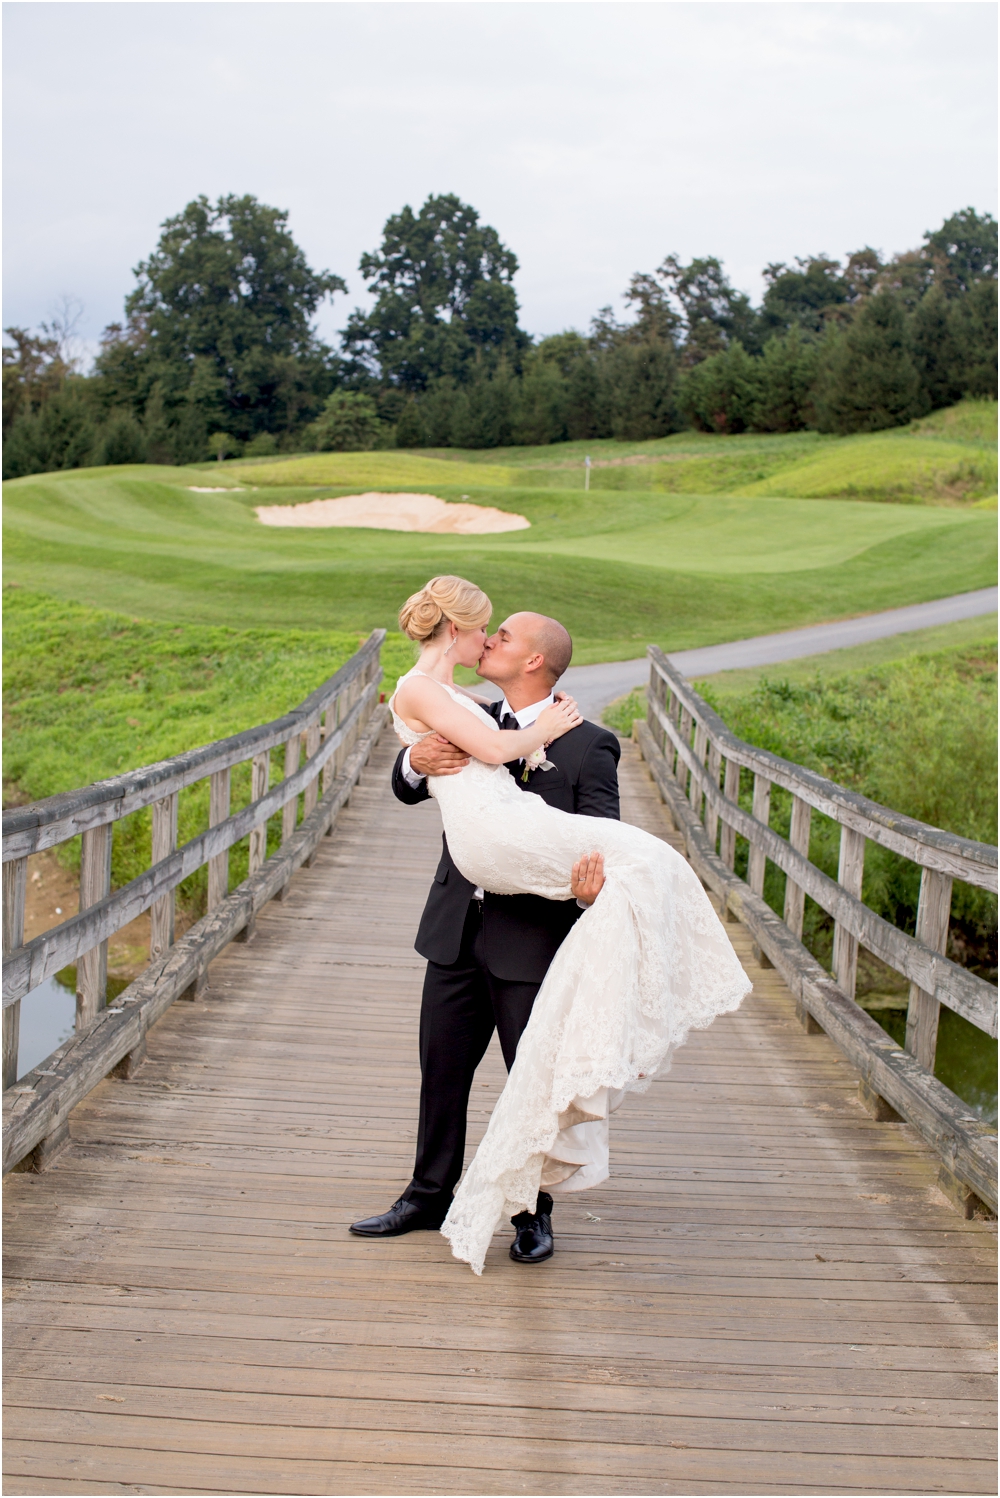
[450,623,489,667]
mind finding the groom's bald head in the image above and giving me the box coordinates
[479,611,574,699]
[519,612,574,684]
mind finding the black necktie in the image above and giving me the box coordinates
[500,712,518,731]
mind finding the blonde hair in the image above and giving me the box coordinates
[399,575,492,643]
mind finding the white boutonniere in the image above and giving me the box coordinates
[522,748,556,782]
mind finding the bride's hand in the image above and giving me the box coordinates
[537,696,583,742]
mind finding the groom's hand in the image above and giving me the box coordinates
[571,851,605,905]
[409,734,470,778]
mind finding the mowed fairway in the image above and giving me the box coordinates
[3,453,995,660]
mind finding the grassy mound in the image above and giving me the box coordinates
[4,461,994,663]
[219,399,994,505]
[734,434,996,505]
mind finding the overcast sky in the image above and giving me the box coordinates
[4,0,997,362]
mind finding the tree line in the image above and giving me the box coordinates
[3,192,996,478]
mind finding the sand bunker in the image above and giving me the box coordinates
[254,492,530,535]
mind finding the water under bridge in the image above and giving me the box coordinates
[3,635,997,1496]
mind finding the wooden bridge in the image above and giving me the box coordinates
[3,637,997,1495]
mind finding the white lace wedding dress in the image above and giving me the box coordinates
[391,670,751,1274]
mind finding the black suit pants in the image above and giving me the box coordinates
[403,899,552,1222]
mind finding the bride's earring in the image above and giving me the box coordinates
[444,630,456,656]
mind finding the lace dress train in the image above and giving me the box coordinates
[391,673,751,1274]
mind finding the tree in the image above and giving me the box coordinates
[340,194,528,390]
[760,256,853,336]
[680,341,761,433]
[208,432,238,461]
[602,340,682,440]
[752,327,819,431]
[308,391,380,451]
[95,412,147,466]
[658,255,761,362]
[515,355,569,446]
[813,294,922,434]
[1,386,97,479]
[950,278,999,399]
[395,397,428,449]
[94,194,345,449]
[910,286,963,411]
[923,207,998,297]
[3,325,76,436]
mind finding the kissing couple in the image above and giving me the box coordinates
[351,575,750,1275]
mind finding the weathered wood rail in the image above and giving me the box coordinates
[636,645,998,1217]
[2,632,387,1174]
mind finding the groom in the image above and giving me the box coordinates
[350,612,622,1263]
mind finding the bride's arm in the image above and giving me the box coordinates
[394,677,580,764]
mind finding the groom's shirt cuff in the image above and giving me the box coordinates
[401,748,425,789]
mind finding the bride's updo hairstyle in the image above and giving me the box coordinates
[399,575,492,644]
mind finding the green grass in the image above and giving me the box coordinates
[692,615,1000,700]
[194,398,996,505]
[2,587,416,906]
[3,460,994,664]
[733,435,996,505]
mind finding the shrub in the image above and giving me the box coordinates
[208,431,240,461]
[2,387,98,479]
[95,412,147,466]
[395,397,427,448]
[309,391,380,452]
[752,327,819,432]
[244,431,279,457]
[680,341,761,433]
[813,294,923,434]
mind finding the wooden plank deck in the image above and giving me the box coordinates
[3,731,997,1497]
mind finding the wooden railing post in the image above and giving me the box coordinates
[747,773,771,896]
[704,743,722,851]
[303,720,322,867]
[690,723,708,820]
[666,686,679,775]
[277,733,301,900]
[719,759,739,871]
[905,868,954,1070]
[76,824,112,1028]
[3,857,27,1088]
[248,751,270,875]
[783,794,812,940]
[677,708,692,795]
[303,721,322,819]
[149,793,178,962]
[207,768,231,912]
[832,826,866,1000]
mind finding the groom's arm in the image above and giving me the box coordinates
[391,745,430,806]
[391,737,471,807]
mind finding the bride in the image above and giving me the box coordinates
[390,575,751,1274]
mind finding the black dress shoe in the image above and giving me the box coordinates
[349,1197,442,1237]
[509,1209,554,1263]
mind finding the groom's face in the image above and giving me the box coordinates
[478,613,547,689]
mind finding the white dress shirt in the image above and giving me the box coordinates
[401,691,557,903]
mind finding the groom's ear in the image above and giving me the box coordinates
[523,650,548,678]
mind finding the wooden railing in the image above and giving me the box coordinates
[635,645,998,1216]
[2,631,387,1173]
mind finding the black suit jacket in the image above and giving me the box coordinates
[392,699,621,982]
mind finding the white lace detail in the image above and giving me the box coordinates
[391,670,752,1274]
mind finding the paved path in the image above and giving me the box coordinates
[4,731,996,1495]
[557,588,998,722]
